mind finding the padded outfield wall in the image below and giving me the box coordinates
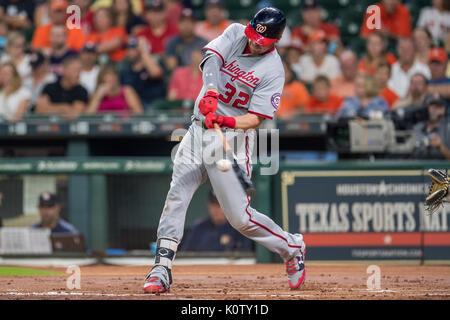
[0,158,449,263]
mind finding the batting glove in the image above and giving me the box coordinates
[198,90,218,116]
[204,113,236,129]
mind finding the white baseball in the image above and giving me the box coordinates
[216,159,232,172]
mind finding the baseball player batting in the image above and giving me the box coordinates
[142,7,306,293]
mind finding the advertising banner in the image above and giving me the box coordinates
[281,170,450,260]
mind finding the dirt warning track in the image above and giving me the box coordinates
[0,263,449,300]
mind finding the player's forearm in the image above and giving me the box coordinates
[141,51,163,78]
[97,38,122,54]
[202,54,222,92]
[234,113,264,130]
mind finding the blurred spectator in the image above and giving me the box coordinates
[305,75,343,115]
[411,93,450,160]
[22,51,57,110]
[417,0,450,44]
[136,0,179,56]
[361,0,412,40]
[375,62,398,109]
[167,49,203,101]
[294,30,341,84]
[163,0,184,27]
[33,0,51,27]
[358,32,397,75]
[31,0,87,52]
[79,42,100,96]
[276,61,309,119]
[87,7,127,63]
[427,47,450,102]
[118,37,165,107]
[181,189,253,252]
[31,192,78,234]
[0,31,31,79]
[0,0,35,30]
[413,27,433,65]
[388,38,431,99]
[87,64,143,114]
[393,73,429,110]
[336,74,389,119]
[0,21,7,54]
[164,8,207,72]
[290,0,340,54]
[36,56,88,118]
[195,0,232,42]
[91,0,144,15]
[34,0,93,32]
[283,40,303,67]
[46,24,79,76]
[0,62,31,121]
[112,0,146,36]
[72,0,95,35]
[330,50,358,99]
[274,26,292,57]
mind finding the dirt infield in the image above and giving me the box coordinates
[0,263,450,300]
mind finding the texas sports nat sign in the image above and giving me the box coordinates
[281,170,450,261]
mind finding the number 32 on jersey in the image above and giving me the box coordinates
[218,82,250,109]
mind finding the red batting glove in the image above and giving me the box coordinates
[204,113,236,129]
[198,90,218,116]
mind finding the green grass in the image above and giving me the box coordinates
[0,266,63,277]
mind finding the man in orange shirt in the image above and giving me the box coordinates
[277,61,309,119]
[195,0,232,42]
[31,0,86,52]
[361,0,412,39]
[306,75,343,115]
[87,7,128,62]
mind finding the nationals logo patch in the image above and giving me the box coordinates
[271,93,281,110]
[256,24,267,34]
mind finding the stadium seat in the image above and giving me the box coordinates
[271,0,302,13]
[347,37,367,57]
[150,99,194,112]
[319,0,344,10]
[190,0,205,9]
[334,10,363,42]
[228,8,255,21]
[322,8,340,22]
[286,10,302,29]
[224,0,256,10]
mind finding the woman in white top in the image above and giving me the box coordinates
[293,30,341,84]
[0,32,31,80]
[0,62,31,121]
[417,0,450,44]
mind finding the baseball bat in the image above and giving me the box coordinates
[213,124,256,197]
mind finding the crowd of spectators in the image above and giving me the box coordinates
[0,0,448,127]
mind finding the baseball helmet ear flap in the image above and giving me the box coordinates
[245,7,286,46]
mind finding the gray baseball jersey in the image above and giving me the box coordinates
[150,22,303,280]
[193,23,285,121]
